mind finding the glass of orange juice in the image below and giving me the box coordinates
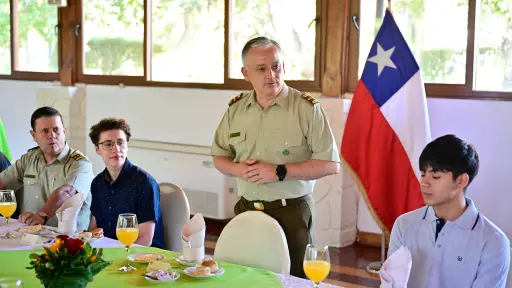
[0,190,17,239]
[116,213,139,272]
[303,244,331,287]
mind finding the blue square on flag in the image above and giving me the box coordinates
[361,10,420,108]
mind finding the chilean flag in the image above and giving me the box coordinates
[341,10,431,232]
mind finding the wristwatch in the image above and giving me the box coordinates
[276,164,287,181]
[37,212,48,225]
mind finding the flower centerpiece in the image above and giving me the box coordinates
[27,235,111,288]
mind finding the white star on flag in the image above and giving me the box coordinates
[367,43,397,76]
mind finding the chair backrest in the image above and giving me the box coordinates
[214,211,290,274]
[159,182,190,252]
[507,248,512,288]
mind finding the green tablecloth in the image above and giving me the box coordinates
[0,118,11,162]
[0,247,284,287]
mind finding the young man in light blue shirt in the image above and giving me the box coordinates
[389,134,510,288]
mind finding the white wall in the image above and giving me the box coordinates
[1,79,511,242]
[356,98,512,241]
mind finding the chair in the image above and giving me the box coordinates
[159,182,190,252]
[214,211,290,274]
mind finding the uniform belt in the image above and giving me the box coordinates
[242,195,308,211]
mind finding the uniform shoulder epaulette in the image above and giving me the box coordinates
[70,151,86,161]
[228,93,247,106]
[302,93,319,105]
[27,146,39,152]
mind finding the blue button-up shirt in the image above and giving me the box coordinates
[90,159,164,249]
[389,198,510,288]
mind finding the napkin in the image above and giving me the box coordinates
[181,213,206,262]
[380,246,412,288]
[55,193,85,234]
[181,213,206,248]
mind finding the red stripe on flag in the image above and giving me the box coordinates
[341,82,424,231]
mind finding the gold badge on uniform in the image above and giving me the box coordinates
[70,151,85,161]
[282,149,290,156]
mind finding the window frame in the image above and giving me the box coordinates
[73,0,326,92]
[347,0,512,101]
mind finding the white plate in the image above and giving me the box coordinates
[175,255,202,266]
[144,271,180,283]
[127,253,165,263]
[183,267,224,278]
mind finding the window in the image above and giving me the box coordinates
[229,0,317,81]
[0,0,59,80]
[17,2,59,73]
[0,0,10,75]
[77,0,322,90]
[81,0,144,76]
[350,0,512,99]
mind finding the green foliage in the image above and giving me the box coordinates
[27,235,111,288]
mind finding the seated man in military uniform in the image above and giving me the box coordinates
[0,107,93,230]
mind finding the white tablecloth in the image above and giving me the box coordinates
[0,218,339,287]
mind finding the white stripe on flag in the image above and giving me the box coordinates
[379,71,432,179]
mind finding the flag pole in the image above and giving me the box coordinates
[365,231,386,274]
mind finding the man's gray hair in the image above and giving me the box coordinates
[241,36,283,66]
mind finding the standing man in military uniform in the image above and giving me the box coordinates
[0,107,93,231]
[211,37,340,278]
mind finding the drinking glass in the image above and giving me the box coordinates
[116,213,139,272]
[0,190,17,239]
[303,244,331,287]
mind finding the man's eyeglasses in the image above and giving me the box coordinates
[98,139,127,150]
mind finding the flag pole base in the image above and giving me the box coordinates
[365,261,382,274]
[365,231,387,274]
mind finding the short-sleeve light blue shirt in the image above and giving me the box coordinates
[389,198,510,288]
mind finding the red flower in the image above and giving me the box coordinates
[56,235,70,242]
[64,238,84,256]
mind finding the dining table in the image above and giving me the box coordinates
[0,217,339,287]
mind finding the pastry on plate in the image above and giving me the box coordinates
[201,259,220,273]
[76,231,92,241]
[194,266,211,276]
[16,224,44,233]
[134,254,164,262]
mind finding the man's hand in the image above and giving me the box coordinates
[235,159,258,180]
[243,163,278,184]
[40,184,77,217]
[18,212,45,226]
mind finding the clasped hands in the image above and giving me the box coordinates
[239,159,278,184]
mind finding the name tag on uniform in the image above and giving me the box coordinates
[20,233,42,245]
[24,175,37,186]
[229,132,240,138]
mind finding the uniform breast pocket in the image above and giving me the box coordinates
[23,176,38,186]
[268,130,310,163]
[228,130,247,157]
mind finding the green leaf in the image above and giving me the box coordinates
[29,253,40,259]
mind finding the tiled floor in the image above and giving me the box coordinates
[204,221,383,288]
